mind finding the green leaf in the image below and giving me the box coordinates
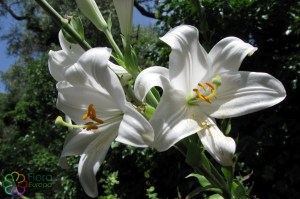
[200,151,212,172]
[186,173,211,187]
[144,105,155,120]
[185,141,205,168]
[232,180,248,199]
[185,136,211,172]
[150,87,161,102]
[208,194,224,199]
[186,185,222,199]
[221,118,231,135]
[70,16,84,39]
[221,167,232,183]
[221,166,233,195]
[185,174,224,198]
[107,12,113,32]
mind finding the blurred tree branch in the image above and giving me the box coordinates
[0,0,29,20]
[134,0,162,19]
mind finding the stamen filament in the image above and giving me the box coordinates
[92,117,104,124]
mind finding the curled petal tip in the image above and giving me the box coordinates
[248,47,258,56]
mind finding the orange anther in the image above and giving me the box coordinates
[193,79,219,104]
[83,104,94,120]
[198,83,207,91]
[193,88,211,104]
[82,113,89,120]
[193,88,202,99]
[84,122,96,130]
[205,82,215,90]
[93,117,104,124]
[85,122,98,130]
[82,104,104,125]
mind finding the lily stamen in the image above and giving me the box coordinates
[55,104,105,131]
[198,83,207,91]
[193,88,211,104]
[82,104,104,124]
[80,104,104,130]
[84,122,99,130]
[205,82,215,91]
[192,76,222,104]
[193,83,214,104]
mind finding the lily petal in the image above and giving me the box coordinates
[48,31,84,81]
[198,119,236,166]
[108,61,128,75]
[58,30,85,62]
[61,129,99,157]
[150,88,205,151]
[116,104,154,147]
[48,50,73,81]
[73,48,127,111]
[160,25,209,96]
[56,81,121,124]
[78,122,119,197]
[201,71,286,118]
[208,37,257,75]
[134,66,169,102]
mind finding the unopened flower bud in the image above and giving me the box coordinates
[75,0,107,31]
[113,0,134,36]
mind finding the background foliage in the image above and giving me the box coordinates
[0,0,299,198]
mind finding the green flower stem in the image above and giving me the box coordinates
[195,166,230,198]
[197,166,231,199]
[176,141,232,199]
[122,36,159,107]
[103,29,123,60]
[123,36,139,76]
[35,0,92,50]
[210,162,229,189]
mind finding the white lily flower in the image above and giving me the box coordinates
[53,47,154,197]
[48,30,128,82]
[75,0,107,31]
[134,25,286,166]
[113,0,134,36]
[48,30,85,81]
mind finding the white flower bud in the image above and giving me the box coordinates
[75,0,107,31]
[113,0,134,36]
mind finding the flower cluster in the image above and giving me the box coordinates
[47,0,286,198]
